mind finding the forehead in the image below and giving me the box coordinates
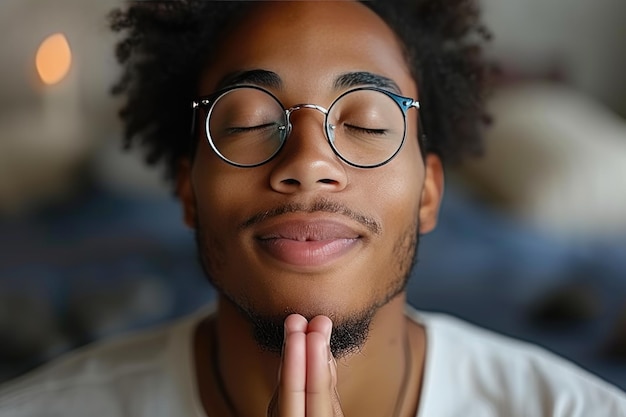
[199,1,416,99]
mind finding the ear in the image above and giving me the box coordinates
[175,158,197,229]
[418,154,444,234]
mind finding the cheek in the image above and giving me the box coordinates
[192,145,265,213]
[383,148,424,270]
[378,179,421,244]
[190,151,264,255]
[357,140,423,253]
[374,139,423,215]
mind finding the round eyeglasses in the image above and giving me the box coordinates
[191,85,420,168]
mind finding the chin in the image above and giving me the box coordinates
[241,296,378,358]
[221,282,405,358]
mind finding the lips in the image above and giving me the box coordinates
[255,219,362,268]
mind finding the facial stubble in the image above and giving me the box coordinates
[194,207,420,359]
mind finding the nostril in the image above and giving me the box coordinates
[282,178,300,186]
[319,178,337,184]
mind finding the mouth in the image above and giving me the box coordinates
[254,218,363,268]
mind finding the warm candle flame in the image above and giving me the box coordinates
[36,33,72,85]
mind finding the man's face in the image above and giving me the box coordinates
[179,1,442,354]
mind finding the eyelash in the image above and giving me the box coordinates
[226,123,277,134]
[345,124,388,135]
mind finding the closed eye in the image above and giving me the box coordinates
[344,124,388,136]
[225,122,279,135]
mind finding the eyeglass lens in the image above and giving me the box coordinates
[206,87,405,167]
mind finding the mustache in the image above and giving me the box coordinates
[239,198,381,235]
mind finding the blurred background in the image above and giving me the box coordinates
[0,0,625,390]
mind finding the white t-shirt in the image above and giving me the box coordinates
[0,306,624,417]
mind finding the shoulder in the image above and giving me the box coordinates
[408,308,626,417]
[0,309,208,417]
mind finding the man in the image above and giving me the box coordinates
[1,1,625,416]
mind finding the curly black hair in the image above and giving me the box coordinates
[109,0,490,186]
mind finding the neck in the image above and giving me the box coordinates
[194,294,426,417]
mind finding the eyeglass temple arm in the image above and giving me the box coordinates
[189,100,206,156]
[395,96,426,143]
[395,97,427,148]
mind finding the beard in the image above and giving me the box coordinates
[194,205,420,358]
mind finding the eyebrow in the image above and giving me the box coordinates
[333,71,402,95]
[215,69,282,91]
[214,69,402,95]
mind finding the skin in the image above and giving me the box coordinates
[177,2,444,416]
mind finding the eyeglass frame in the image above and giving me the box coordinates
[191,84,424,169]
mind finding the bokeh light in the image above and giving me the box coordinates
[35,33,72,85]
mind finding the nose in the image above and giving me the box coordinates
[269,107,348,194]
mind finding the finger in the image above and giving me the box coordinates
[274,314,307,417]
[307,315,333,339]
[306,316,343,417]
[307,316,337,383]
